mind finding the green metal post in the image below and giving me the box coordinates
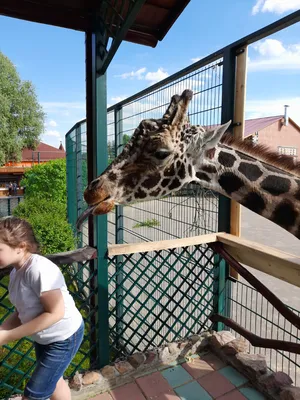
[114,106,124,349]
[86,31,109,367]
[214,47,236,331]
[66,132,77,231]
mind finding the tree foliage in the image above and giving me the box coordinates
[20,159,67,205]
[0,51,45,166]
[14,159,76,255]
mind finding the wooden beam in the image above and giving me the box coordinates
[230,46,248,279]
[217,233,300,288]
[107,232,220,257]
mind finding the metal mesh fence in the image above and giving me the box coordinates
[66,121,88,247]
[223,280,300,385]
[108,58,223,245]
[0,258,97,399]
[0,197,23,217]
[107,244,217,357]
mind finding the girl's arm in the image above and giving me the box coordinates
[0,289,64,344]
[0,311,22,330]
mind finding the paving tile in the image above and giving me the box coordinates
[136,371,176,398]
[111,382,146,400]
[240,387,266,400]
[175,380,212,400]
[161,365,193,388]
[198,370,235,398]
[152,394,181,400]
[182,358,214,379]
[201,352,226,370]
[89,393,113,400]
[217,389,247,399]
[219,366,248,387]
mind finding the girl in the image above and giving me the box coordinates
[0,217,84,400]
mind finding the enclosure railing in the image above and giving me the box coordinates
[0,246,98,399]
[0,196,23,217]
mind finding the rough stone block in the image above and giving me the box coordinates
[280,386,300,400]
[82,371,102,385]
[235,353,268,379]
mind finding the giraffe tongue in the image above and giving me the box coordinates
[76,200,115,231]
[76,205,96,231]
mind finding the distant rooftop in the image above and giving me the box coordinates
[22,142,65,162]
[244,115,284,137]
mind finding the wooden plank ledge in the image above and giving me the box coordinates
[217,233,300,288]
[107,232,220,257]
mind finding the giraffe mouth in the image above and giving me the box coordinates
[76,197,115,230]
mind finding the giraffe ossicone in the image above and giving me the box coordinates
[78,89,300,239]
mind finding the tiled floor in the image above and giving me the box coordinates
[89,353,267,400]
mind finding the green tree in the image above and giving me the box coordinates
[14,159,76,255]
[20,159,67,205]
[0,51,45,166]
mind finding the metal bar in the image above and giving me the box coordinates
[98,0,147,74]
[66,131,77,232]
[210,242,300,331]
[114,105,124,348]
[107,10,300,111]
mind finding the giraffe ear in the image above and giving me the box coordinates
[203,120,231,150]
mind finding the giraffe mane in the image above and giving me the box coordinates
[221,132,300,178]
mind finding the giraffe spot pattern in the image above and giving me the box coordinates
[196,172,211,182]
[141,173,161,189]
[178,163,186,179]
[238,162,263,182]
[149,188,161,197]
[218,172,244,195]
[218,151,237,168]
[135,188,147,199]
[162,178,171,187]
[264,164,293,176]
[261,176,291,196]
[241,192,266,214]
[108,171,117,182]
[202,165,217,174]
[236,151,254,162]
[169,178,181,190]
[188,164,193,177]
[295,180,300,201]
[271,200,298,230]
[164,165,175,177]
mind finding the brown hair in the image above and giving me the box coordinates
[0,217,40,253]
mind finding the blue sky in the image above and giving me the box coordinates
[0,0,299,148]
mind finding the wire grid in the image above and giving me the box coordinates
[107,58,223,244]
[223,279,300,385]
[0,259,95,399]
[65,122,88,247]
[107,244,217,358]
[0,197,23,217]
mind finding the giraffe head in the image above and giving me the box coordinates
[77,90,231,228]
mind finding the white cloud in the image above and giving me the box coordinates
[114,67,169,84]
[145,68,169,84]
[115,67,146,80]
[252,0,300,15]
[246,97,300,126]
[249,39,300,71]
[41,101,85,113]
[48,119,57,127]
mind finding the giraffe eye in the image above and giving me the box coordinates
[154,149,171,160]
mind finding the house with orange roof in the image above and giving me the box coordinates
[0,142,65,196]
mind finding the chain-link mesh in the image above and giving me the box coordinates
[0,258,96,399]
[223,279,300,385]
[0,197,23,217]
[107,244,218,357]
[107,59,223,245]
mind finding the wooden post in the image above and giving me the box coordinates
[230,46,248,279]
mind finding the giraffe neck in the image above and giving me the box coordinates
[195,143,300,238]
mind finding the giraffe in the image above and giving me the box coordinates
[77,89,300,239]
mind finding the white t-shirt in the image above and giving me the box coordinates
[8,254,83,345]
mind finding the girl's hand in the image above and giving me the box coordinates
[0,329,10,346]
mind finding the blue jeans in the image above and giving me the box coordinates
[24,320,84,400]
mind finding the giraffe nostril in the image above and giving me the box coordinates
[89,179,100,191]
